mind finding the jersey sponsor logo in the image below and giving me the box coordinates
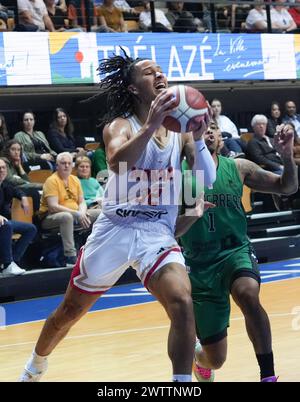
[116,208,168,220]
[205,193,242,210]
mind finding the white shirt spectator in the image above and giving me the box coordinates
[17,0,48,30]
[245,8,267,31]
[271,7,295,31]
[114,1,132,12]
[139,8,172,30]
[215,115,239,139]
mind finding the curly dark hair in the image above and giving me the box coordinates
[89,48,147,125]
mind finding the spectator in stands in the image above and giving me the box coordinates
[246,114,283,175]
[211,98,239,138]
[199,2,231,32]
[68,0,99,31]
[0,3,14,28]
[231,1,251,32]
[55,0,67,13]
[1,140,42,211]
[211,98,244,156]
[139,1,172,32]
[17,0,55,31]
[47,108,85,157]
[245,1,267,32]
[44,0,82,31]
[289,0,300,27]
[75,156,103,212]
[114,0,140,18]
[14,111,57,171]
[0,113,9,153]
[0,158,37,276]
[266,101,282,138]
[166,2,202,32]
[96,0,126,32]
[283,100,300,138]
[271,0,298,32]
[38,152,99,266]
[215,4,231,32]
[0,3,8,22]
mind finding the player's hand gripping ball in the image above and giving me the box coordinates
[163,85,210,133]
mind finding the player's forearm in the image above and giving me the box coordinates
[192,139,216,188]
[279,156,298,195]
[109,125,154,173]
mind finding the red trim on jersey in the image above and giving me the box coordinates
[69,248,106,295]
[144,247,182,288]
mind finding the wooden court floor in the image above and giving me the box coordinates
[1,278,300,382]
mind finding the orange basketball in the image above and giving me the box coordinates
[163,85,209,133]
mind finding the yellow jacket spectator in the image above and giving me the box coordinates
[38,152,99,266]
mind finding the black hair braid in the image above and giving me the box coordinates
[97,51,142,125]
[82,49,146,125]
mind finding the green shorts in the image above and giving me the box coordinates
[189,244,260,345]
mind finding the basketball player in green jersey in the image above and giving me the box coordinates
[177,121,298,382]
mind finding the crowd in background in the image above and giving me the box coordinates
[0,107,107,276]
[1,1,300,33]
[1,98,300,276]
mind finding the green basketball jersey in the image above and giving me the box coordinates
[181,156,249,267]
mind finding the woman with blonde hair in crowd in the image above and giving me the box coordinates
[75,155,103,213]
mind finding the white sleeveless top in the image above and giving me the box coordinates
[102,115,182,234]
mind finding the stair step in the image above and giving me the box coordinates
[248,211,294,220]
[266,225,300,233]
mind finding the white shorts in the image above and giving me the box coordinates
[70,215,185,294]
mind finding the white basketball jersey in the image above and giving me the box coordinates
[102,115,182,234]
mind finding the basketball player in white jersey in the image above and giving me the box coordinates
[19,50,216,382]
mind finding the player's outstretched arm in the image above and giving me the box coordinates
[237,125,298,195]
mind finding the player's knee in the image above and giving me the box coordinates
[167,293,193,322]
[236,288,260,314]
